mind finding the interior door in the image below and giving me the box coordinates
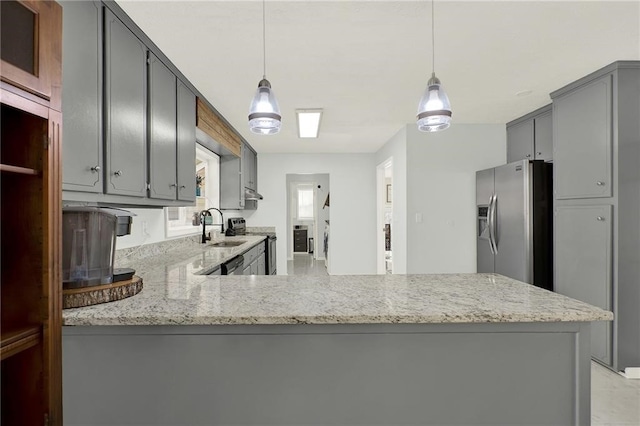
[476,168,494,273]
[494,160,531,283]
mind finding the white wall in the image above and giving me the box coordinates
[405,124,506,274]
[116,208,166,250]
[375,126,407,273]
[247,154,377,275]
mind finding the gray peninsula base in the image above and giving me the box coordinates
[63,322,591,425]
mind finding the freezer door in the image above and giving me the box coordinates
[476,168,495,273]
[494,160,532,283]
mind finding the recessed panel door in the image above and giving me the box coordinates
[555,204,612,365]
[104,9,147,197]
[148,53,177,200]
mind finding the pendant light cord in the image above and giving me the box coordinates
[262,0,267,79]
[431,0,435,75]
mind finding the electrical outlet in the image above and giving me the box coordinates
[141,220,149,236]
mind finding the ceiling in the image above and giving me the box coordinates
[116,0,640,154]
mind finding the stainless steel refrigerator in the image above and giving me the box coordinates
[476,160,553,291]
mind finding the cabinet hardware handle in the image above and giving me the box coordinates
[90,166,101,172]
[114,170,123,176]
[597,216,605,221]
[179,185,186,189]
[537,152,542,156]
[170,183,177,188]
[526,154,531,158]
[596,181,605,186]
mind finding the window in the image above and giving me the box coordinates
[297,186,314,220]
[165,146,219,237]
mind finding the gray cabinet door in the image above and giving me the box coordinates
[553,75,612,199]
[104,9,147,197]
[177,80,196,202]
[555,204,612,365]
[61,0,102,193]
[242,144,257,191]
[220,155,244,209]
[242,264,251,275]
[506,120,534,163]
[148,53,177,200]
[534,111,552,162]
[257,252,266,275]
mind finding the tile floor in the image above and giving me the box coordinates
[287,253,328,276]
[592,361,640,425]
[285,256,639,423]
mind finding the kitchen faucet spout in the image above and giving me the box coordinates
[200,208,225,243]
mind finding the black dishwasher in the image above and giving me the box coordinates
[221,255,244,275]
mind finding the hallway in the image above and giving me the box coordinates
[287,254,328,276]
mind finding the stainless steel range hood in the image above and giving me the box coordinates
[244,188,263,201]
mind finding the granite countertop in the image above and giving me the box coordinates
[63,237,613,325]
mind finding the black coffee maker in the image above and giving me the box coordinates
[62,207,134,289]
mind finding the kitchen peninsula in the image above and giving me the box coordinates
[63,241,611,426]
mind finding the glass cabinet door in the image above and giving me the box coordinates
[0,0,61,100]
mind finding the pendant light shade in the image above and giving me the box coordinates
[416,73,452,132]
[248,0,281,135]
[416,0,452,132]
[248,78,281,135]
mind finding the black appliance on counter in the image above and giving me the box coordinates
[226,217,277,275]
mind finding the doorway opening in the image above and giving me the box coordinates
[286,173,330,275]
[377,158,393,274]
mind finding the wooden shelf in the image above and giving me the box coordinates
[1,326,41,361]
[0,164,39,176]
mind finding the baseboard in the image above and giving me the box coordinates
[620,367,640,379]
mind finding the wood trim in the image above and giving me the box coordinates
[196,97,241,157]
[0,326,41,361]
[44,108,63,424]
[0,164,39,175]
[0,86,49,118]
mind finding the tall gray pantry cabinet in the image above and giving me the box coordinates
[552,61,640,371]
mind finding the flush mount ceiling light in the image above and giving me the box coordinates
[296,109,323,138]
[248,0,281,135]
[416,0,452,132]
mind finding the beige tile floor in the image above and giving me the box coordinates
[592,361,640,425]
[287,253,328,276]
[286,256,639,424]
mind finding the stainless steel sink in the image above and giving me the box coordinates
[210,240,246,248]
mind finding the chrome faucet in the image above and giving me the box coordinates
[200,208,225,243]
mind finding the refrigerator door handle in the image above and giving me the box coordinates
[488,194,497,254]
[491,194,499,254]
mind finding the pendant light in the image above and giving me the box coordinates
[416,0,452,132]
[248,0,281,135]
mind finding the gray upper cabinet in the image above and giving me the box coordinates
[220,154,244,210]
[506,104,552,163]
[555,205,612,365]
[148,52,177,200]
[506,120,534,163]
[61,0,102,193]
[242,143,257,191]
[553,75,612,199]
[104,8,147,197]
[177,80,196,203]
[533,110,552,162]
